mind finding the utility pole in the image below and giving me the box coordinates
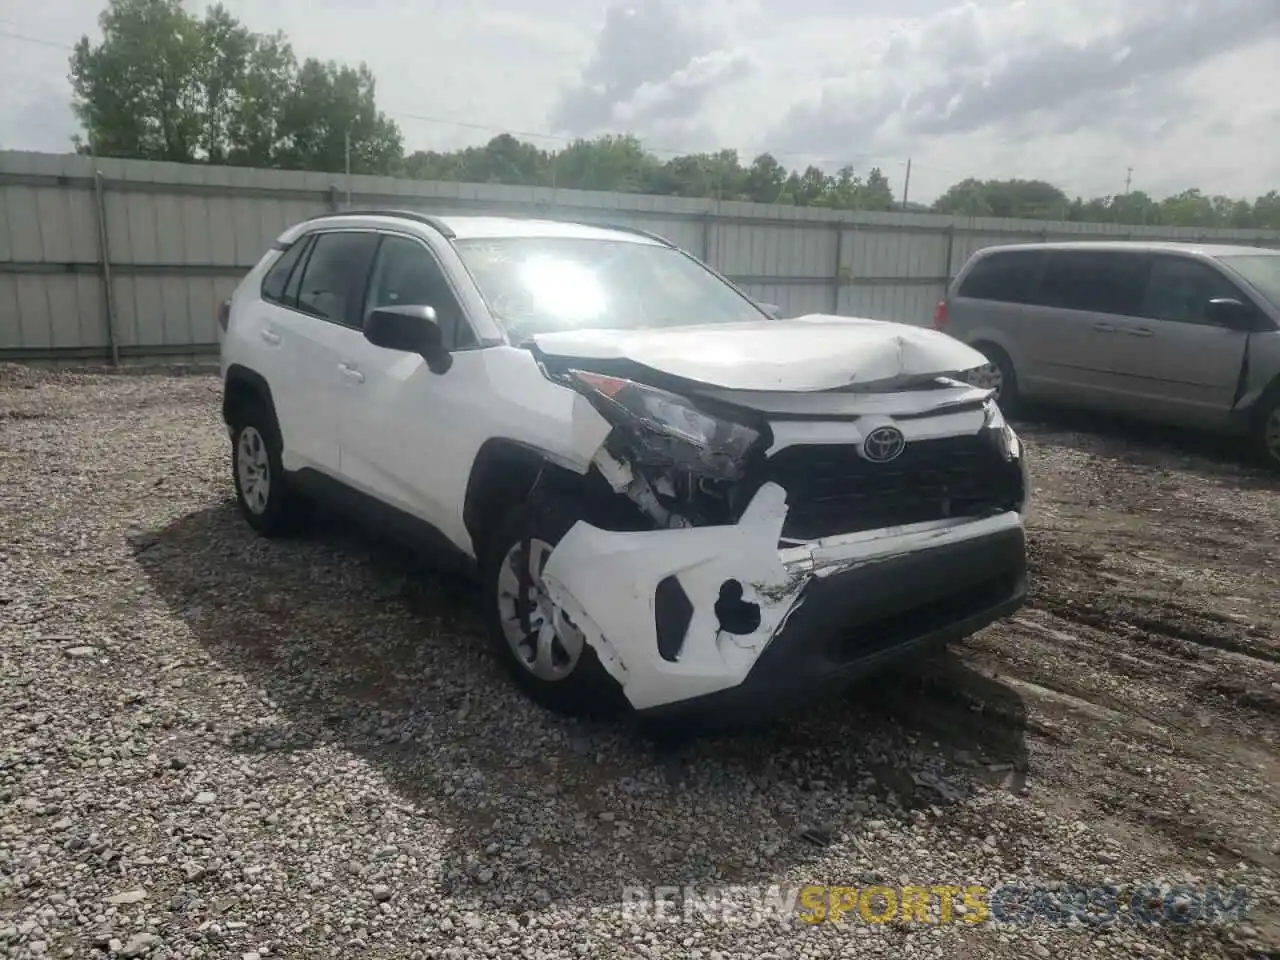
[345,130,352,207]
[901,157,912,210]
[1116,166,1133,223]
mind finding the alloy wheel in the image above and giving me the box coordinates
[495,537,585,681]
[236,426,271,515]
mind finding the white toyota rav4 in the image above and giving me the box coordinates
[218,210,1030,723]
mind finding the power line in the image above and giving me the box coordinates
[0,28,74,51]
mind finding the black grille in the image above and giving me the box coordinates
[764,434,1023,540]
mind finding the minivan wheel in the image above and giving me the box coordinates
[1253,393,1280,471]
[481,498,626,717]
[970,344,1019,413]
[229,402,308,536]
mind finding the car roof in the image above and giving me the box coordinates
[973,240,1279,259]
[284,210,666,246]
[436,215,664,244]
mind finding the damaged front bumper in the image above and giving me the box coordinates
[540,483,1027,716]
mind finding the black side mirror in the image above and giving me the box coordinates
[1206,298,1259,332]
[364,304,452,373]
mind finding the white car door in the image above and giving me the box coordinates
[267,230,380,476]
[336,233,490,549]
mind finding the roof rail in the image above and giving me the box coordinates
[583,222,674,247]
[312,208,456,238]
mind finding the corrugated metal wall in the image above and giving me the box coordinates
[3,149,1279,362]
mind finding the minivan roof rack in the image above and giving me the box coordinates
[315,208,456,238]
[584,222,674,247]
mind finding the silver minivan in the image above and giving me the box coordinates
[936,241,1280,468]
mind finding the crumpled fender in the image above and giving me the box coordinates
[539,482,808,711]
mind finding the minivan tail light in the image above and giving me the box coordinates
[933,299,948,331]
[217,299,231,332]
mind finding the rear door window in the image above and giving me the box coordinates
[1032,251,1149,316]
[294,232,380,328]
[957,250,1041,303]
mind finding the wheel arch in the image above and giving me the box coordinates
[222,364,275,428]
[463,437,593,559]
[1238,371,1280,428]
[967,334,1016,368]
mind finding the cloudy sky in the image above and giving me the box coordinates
[1,0,1278,203]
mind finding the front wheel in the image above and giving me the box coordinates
[481,498,626,717]
[1252,392,1280,471]
[967,344,1019,414]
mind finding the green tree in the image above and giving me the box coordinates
[932,178,993,217]
[1254,191,1280,230]
[551,135,660,193]
[70,0,207,161]
[197,4,253,164]
[1158,189,1218,228]
[742,153,787,204]
[225,32,295,168]
[932,178,1069,219]
[69,0,402,172]
[862,167,895,211]
[274,59,401,174]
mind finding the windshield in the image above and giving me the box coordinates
[1219,254,1280,310]
[452,237,768,339]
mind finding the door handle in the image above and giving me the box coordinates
[339,363,365,383]
[260,329,281,345]
[1093,322,1116,333]
[1124,327,1154,338]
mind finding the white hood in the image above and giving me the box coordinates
[531,314,987,392]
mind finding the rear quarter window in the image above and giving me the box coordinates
[261,239,310,305]
[956,250,1041,304]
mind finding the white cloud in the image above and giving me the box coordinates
[549,0,754,146]
[1,0,1278,203]
[755,0,1280,200]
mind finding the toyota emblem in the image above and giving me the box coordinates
[861,425,906,463]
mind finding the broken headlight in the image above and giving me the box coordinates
[983,399,1021,461]
[568,370,760,479]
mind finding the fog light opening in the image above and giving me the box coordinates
[715,579,762,635]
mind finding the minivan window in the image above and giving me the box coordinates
[956,250,1041,303]
[1217,254,1280,311]
[1140,255,1245,326]
[1033,250,1148,315]
[295,232,380,327]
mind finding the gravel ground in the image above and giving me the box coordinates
[1,364,1278,960]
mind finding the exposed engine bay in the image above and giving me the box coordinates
[541,351,1027,537]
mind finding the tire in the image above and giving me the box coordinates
[970,343,1019,414]
[1251,390,1280,472]
[229,399,309,537]
[481,497,626,717]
